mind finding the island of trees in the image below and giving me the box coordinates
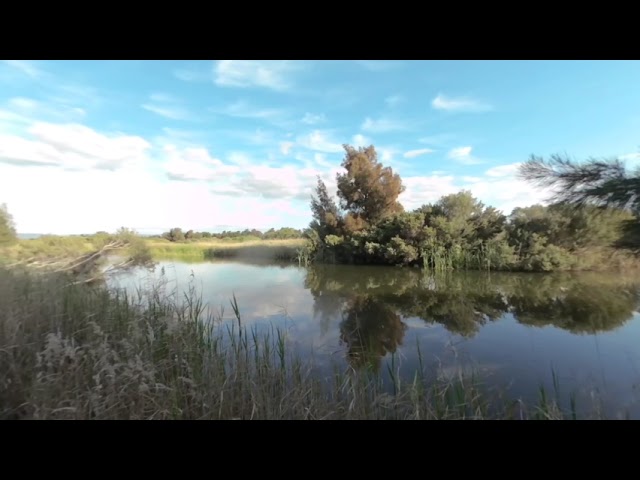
[306,145,640,272]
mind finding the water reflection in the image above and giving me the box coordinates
[305,266,640,369]
[339,296,407,371]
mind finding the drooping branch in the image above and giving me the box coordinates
[518,154,640,213]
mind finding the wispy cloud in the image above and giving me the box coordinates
[280,141,295,155]
[361,116,407,133]
[620,152,640,161]
[352,134,372,148]
[403,148,434,159]
[431,93,492,113]
[355,60,404,72]
[142,93,192,120]
[485,163,520,177]
[297,130,344,153]
[214,60,302,91]
[2,97,86,126]
[218,100,287,123]
[301,112,326,125]
[3,60,46,79]
[447,146,483,165]
[0,122,151,171]
[142,104,190,120]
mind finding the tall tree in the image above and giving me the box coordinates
[336,145,405,228]
[0,203,17,244]
[310,176,341,237]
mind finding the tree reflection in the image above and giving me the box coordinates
[304,266,640,369]
[339,296,407,372]
[510,284,640,334]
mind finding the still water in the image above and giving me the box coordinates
[110,260,640,417]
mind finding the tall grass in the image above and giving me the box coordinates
[0,265,617,420]
[147,239,306,263]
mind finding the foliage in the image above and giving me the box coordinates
[307,145,640,272]
[0,203,17,245]
[160,227,305,243]
[336,145,405,229]
[519,153,640,254]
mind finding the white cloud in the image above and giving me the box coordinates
[385,94,404,107]
[400,175,459,209]
[4,97,86,123]
[403,148,434,159]
[297,130,344,153]
[621,152,640,160]
[280,141,294,155]
[447,146,482,165]
[0,122,151,171]
[142,93,191,120]
[400,169,551,215]
[380,147,395,162]
[214,60,301,91]
[301,112,326,125]
[352,134,372,148]
[432,93,492,113]
[485,163,520,177]
[0,160,317,234]
[361,117,406,133]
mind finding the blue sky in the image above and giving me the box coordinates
[1,60,639,234]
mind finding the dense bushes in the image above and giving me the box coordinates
[307,145,639,272]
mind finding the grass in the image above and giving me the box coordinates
[0,263,621,420]
[146,238,307,263]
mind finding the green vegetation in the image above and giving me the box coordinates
[0,227,154,285]
[159,227,305,243]
[146,238,307,263]
[519,154,640,253]
[0,264,616,420]
[0,203,17,246]
[307,145,640,272]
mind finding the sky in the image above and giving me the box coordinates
[1,59,640,235]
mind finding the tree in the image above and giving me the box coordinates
[336,145,405,229]
[162,228,185,242]
[519,153,640,252]
[310,176,342,238]
[0,203,17,245]
[518,154,640,213]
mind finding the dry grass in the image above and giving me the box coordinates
[0,264,617,420]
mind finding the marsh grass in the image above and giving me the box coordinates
[0,264,618,420]
[147,239,306,263]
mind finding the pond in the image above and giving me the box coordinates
[109,260,640,418]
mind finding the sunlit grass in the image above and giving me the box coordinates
[146,238,307,262]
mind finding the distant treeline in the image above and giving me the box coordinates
[157,227,306,242]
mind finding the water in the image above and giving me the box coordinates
[110,260,640,418]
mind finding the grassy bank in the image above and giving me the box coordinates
[0,264,617,420]
[146,238,308,262]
